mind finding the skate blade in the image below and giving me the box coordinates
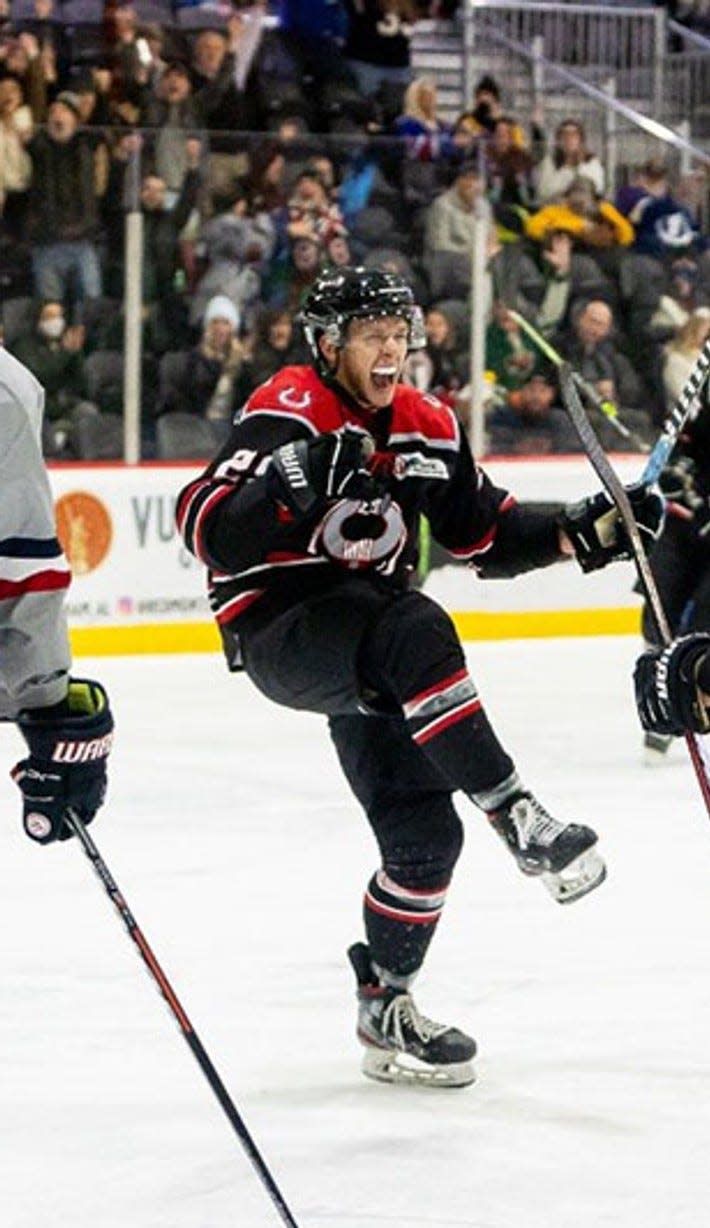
[361,1047,475,1089]
[541,848,606,905]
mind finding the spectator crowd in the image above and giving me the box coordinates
[0,0,708,459]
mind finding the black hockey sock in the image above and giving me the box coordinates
[363,870,449,981]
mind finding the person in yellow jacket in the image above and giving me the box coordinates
[525,176,634,249]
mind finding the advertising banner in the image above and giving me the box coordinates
[48,457,646,653]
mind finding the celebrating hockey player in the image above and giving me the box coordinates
[0,347,113,845]
[177,266,663,1088]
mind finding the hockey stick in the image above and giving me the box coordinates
[507,309,648,450]
[640,334,710,485]
[557,363,710,816]
[64,810,302,1228]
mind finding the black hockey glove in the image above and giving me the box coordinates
[634,634,710,736]
[561,482,665,574]
[266,428,377,519]
[11,679,113,844]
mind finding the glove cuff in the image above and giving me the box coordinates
[17,679,113,764]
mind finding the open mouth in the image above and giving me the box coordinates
[371,366,398,392]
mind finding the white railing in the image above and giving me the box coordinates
[465,1,666,110]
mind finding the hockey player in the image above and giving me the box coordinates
[177,266,663,1088]
[639,391,710,758]
[1,347,113,845]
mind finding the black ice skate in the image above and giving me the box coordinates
[488,791,606,905]
[348,943,476,1088]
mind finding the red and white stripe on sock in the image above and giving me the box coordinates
[403,668,481,747]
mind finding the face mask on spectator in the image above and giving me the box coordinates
[39,317,65,340]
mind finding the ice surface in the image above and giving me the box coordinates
[2,637,710,1228]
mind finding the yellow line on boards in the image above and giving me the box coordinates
[452,608,642,640]
[69,608,642,656]
[69,622,222,656]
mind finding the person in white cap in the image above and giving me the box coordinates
[172,294,249,431]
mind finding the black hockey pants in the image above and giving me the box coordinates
[239,580,514,979]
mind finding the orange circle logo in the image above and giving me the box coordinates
[55,491,113,576]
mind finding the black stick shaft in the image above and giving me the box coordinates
[65,811,302,1228]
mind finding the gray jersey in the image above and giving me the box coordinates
[0,348,71,719]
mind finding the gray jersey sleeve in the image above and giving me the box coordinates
[0,349,72,719]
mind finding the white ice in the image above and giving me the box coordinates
[2,637,710,1228]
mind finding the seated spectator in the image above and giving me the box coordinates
[172,295,250,430]
[402,302,467,401]
[263,232,325,310]
[343,0,415,99]
[555,297,647,420]
[485,301,540,392]
[662,307,710,407]
[306,153,340,202]
[11,300,97,455]
[485,116,536,223]
[279,169,348,249]
[393,76,454,161]
[529,227,612,339]
[526,176,634,252]
[0,75,33,237]
[487,370,580,455]
[649,254,710,336]
[245,139,289,212]
[422,159,492,298]
[527,175,634,285]
[616,158,705,263]
[534,119,605,206]
[324,231,354,268]
[190,181,275,329]
[454,75,527,149]
[26,91,106,307]
[247,305,308,389]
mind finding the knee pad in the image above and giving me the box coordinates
[379,798,464,890]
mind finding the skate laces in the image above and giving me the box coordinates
[381,993,448,1048]
[512,795,563,847]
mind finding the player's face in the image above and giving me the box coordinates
[334,316,410,410]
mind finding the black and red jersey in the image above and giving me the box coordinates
[176,365,562,646]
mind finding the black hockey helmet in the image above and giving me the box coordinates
[298,265,426,377]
